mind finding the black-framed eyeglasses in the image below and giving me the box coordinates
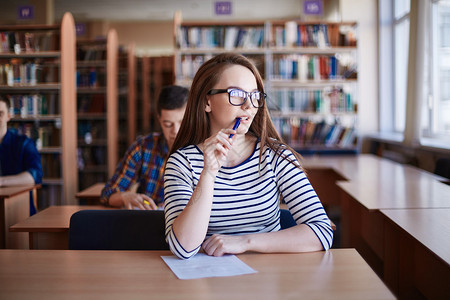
[207,88,266,108]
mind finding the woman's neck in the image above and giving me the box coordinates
[223,134,256,167]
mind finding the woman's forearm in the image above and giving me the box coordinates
[246,224,324,253]
[0,171,35,187]
[171,169,217,251]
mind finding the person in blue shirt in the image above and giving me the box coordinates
[0,97,43,215]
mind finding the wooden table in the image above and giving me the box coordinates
[9,205,112,249]
[0,249,395,299]
[0,185,39,249]
[75,182,105,204]
[381,208,450,299]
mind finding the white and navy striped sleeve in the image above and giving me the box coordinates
[163,147,202,259]
[272,148,334,250]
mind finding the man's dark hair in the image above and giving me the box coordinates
[0,97,10,110]
[156,85,189,116]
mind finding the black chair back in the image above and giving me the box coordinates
[68,210,169,250]
[280,209,297,230]
[434,158,450,180]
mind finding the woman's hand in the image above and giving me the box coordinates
[202,234,249,257]
[201,129,235,174]
[121,192,157,210]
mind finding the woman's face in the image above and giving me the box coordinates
[205,65,259,136]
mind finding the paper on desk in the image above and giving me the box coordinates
[161,253,257,280]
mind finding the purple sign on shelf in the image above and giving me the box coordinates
[18,5,34,20]
[75,23,86,36]
[304,0,323,15]
[215,1,232,15]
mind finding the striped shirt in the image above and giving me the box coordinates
[101,133,168,206]
[164,141,333,259]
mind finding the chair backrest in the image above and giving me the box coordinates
[68,210,169,250]
[434,157,450,180]
[280,209,297,230]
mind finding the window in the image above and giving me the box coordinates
[379,0,450,146]
[423,0,450,139]
[393,0,410,133]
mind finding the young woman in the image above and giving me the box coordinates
[164,53,333,259]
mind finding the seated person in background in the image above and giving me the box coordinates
[0,97,43,215]
[164,53,333,259]
[101,85,189,210]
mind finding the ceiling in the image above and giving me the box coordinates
[0,0,317,23]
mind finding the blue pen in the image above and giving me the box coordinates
[229,118,241,138]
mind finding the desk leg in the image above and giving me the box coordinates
[1,193,29,249]
[30,232,69,250]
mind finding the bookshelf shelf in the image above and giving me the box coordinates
[0,83,61,91]
[174,15,359,154]
[0,51,61,58]
[39,147,62,153]
[10,115,61,121]
[270,79,358,88]
[269,46,357,54]
[0,13,78,207]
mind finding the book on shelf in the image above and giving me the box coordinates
[177,25,264,49]
[272,117,356,148]
[271,54,356,81]
[270,87,355,114]
[7,93,58,117]
[0,31,58,53]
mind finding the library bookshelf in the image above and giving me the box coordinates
[0,12,78,206]
[173,13,358,154]
[136,55,174,136]
[76,29,119,190]
[118,43,136,157]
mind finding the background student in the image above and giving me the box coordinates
[164,53,333,259]
[0,97,43,215]
[101,85,188,210]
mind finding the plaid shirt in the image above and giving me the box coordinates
[101,133,168,207]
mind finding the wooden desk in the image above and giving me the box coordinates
[336,179,450,278]
[303,154,450,299]
[303,154,445,183]
[0,249,395,299]
[9,205,112,249]
[381,208,450,299]
[75,182,105,205]
[0,185,39,249]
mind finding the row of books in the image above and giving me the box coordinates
[77,147,107,169]
[7,94,59,117]
[40,152,61,178]
[271,23,357,48]
[178,54,211,80]
[273,23,329,48]
[271,54,357,81]
[77,94,106,113]
[272,118,357,148]
[0,61,57,85]
[269,88,355,114]
[78,121,106,141]
[0,31,58,53]
[76,46,106,61]
[37,184,62,208]
[8,123,60,149]
[76,68,106,88]
[176,26,265,49]
[177,54,265,81]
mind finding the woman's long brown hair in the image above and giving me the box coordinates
[170,53,304,169]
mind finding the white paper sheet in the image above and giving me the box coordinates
[161,253,258,280]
